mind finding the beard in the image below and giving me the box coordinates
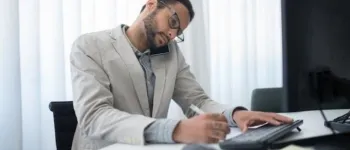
[143,11,159,49]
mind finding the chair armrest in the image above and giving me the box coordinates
[49,101,77,150]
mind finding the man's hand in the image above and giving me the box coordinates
[233,110,294,132]
[172,113,230,144]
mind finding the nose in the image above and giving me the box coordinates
[168,29,177,40]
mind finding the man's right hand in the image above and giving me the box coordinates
[172,113,230,144]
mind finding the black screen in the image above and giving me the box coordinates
[282,0,350,112]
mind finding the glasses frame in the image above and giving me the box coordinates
[159,1,185,43]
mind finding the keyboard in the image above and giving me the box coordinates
[325,111,350,133]
[219,120,303,150]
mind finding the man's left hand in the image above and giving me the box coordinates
[232,110,294,132]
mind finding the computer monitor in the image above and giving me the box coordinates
[281,0,350,112]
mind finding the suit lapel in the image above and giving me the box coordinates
[109,26,150,116]
[151,55,166,117]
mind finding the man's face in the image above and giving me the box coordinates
[143,1,190,49]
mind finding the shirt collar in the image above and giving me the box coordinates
[121,25,149,55]
[120,24,170,56]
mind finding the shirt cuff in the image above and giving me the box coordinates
[144,119,181,144]
[223,106,248,127]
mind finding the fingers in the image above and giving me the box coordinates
[204,113,227,122]
[212,121,230,133]
[235,111,294,133]
[204,121,229,141]
[251,113,293,126]
[240,120,253,133]
[266,113,294,123]
[208,130,227,141]
[241,122,248,133]
[206,137,220,143]
[256,115,281,125]
[205,121,230,134]
[194,113,229,144]
[255,113,293,125]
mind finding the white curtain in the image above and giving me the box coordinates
[0,0,282,149]
[169,0,283,118]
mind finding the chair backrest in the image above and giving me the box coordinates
[49,101,77,150]
[251,87,284,112]
[251,87,350,113]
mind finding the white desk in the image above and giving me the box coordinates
[100,109,349,150]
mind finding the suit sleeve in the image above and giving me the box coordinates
[171,45,232,118]
[70,35,156,145]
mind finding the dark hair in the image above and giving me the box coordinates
[140,0,195,21]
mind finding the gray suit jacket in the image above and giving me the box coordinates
[70,25,230,150]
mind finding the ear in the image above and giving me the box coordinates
[145,0,158,12]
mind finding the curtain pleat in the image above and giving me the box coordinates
[0,0,22,150]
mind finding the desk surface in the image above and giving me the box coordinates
[100,109,350,150]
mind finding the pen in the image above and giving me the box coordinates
[190,104,205,114]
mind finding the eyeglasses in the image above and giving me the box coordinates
[159,1,184,43]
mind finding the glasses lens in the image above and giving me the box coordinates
[169,15,180,29]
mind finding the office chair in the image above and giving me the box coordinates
[250,87,350,113]
[251,87,284,112]
[49,101,77,150]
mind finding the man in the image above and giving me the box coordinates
[70,0,293,149]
